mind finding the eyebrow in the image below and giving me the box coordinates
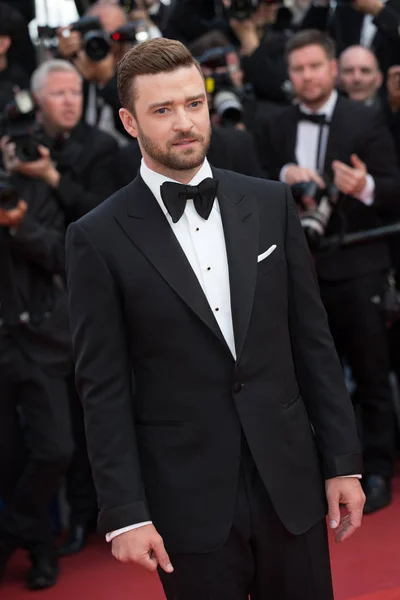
[148,94,206,111]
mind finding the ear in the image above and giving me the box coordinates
[0,35,11,55]
[119,108,138,138]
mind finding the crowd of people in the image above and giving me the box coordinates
[1,0,400,592]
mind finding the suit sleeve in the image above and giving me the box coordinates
[66,222,151,533]
[356,109,400,216]
[283,184,363,478]
[54,137,119,220]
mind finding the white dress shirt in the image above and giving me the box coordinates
[280,90,375,206]
[360,0,387,48]
[106,158,236,542]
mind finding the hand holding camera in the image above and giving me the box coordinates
[0,137,58,187]
[57,26,82,59]
[0,199,27,228]
[332,154,367,197]
[285,165,326,190]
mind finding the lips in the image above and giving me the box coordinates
[172,139,198,146]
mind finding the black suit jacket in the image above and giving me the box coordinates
[66,168,362,552]
[115,128,266,189]
[302,0,400,75]
[52,122,119,224]
[257,96,400,281]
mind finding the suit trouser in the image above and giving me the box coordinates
[64,373,98,526]
[158,437,333,600]
[0,336,73,550]
[319,272,395,479]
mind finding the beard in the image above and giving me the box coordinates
[137,123,211,172]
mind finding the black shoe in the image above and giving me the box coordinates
[363,474,392,514]
[57,523,89,557]
[26,552,59,590]
[0,535,18,583]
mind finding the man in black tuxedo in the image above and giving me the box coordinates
[257,29,399,515]
[66,38,365,599]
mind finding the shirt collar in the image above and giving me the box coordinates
[299,89,338,119]
[140,158,213,217]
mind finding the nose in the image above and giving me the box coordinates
[172,108,194,133]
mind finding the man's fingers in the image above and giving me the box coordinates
[152,537,174,573]
[327,492,341,529]
[350,153,365,170]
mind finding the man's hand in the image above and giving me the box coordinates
[284,165,326,189]
[326,477,365,543]
[111,524,174,574]
[0,200,28,228]
[1,139,59,186]
[332,154,367,196]
[57,26,82,58]
[353,0,384,16]
[73,49,116,85]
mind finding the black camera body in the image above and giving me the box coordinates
[229,0,260,20]
[0,90,51,163]
[39,17,143,63]
[197,47,245,126]
[292,180,339,251]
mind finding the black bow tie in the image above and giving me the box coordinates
[160,178,218,223]
[298,109,330,126]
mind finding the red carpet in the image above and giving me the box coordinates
[3,473,400,599]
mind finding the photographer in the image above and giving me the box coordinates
[57,1,159,144]
[223,0,297,105]
[0,154,73,588]
[302,0,400,75]
[0,2,30,112]
[259,30,400,514]
[2,60,118,223]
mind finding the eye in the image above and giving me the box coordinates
[155,107,168,115]
[189,101,202,108]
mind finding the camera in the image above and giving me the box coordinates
[0,169,19,210]
[292,180,339,251]
[38,17,146,62]
[229,0,260,20]
[197,47,245,126]
[0,90,50,163]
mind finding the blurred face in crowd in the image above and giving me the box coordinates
[288,44,337,110]
[88,4,127,33]
[339,46,382,102]
[120,65,212,181]
[387,66,400,110]
[36,70,83,134]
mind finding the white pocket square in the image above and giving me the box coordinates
[258,245,277,263]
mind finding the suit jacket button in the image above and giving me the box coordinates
[233,382,243,393]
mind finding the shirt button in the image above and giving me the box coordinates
[233,382,244,393]
[207,267,211,271]
[195,227,199,231]
[215,307,219,312]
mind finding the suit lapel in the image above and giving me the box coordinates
[214,169,259,361]
[115,176,231,354]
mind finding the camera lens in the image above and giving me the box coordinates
[213,90,243,124]
[84,31,110,62]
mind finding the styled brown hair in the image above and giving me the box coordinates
[117,38,203,114]
[285,29,336,62]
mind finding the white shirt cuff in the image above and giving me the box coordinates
[341,474,362,479]
[279,163,297,184]
[354,174,375,206]
[106,521,153,542]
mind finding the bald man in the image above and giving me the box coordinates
[339,46,383,105]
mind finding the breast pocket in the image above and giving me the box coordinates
[257,246,284,276]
